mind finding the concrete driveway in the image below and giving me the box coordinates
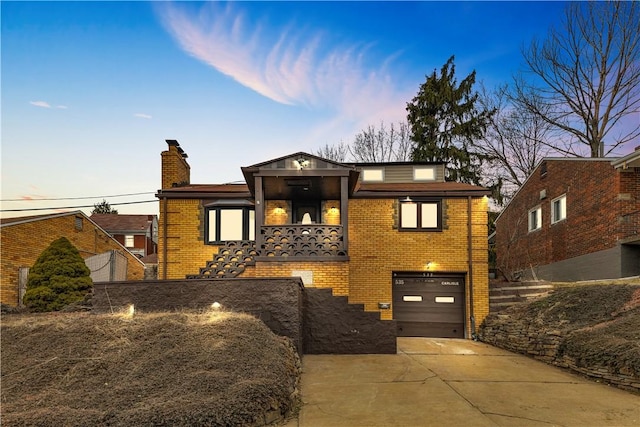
[286,338,640,427]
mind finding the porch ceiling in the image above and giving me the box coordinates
[262,176,342,200]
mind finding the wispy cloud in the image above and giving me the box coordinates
[30,101,68,109]
[134,113,153,119]
[30,100,52,108]
[158,2,411,135]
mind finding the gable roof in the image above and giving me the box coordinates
[494,157,619,223]
[0,211,86,227]
[90,214,155,233]
[0,210,145,267]
[354,182,490,197]
[243,151,355,170]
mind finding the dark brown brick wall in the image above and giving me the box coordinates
[496,160,639,278]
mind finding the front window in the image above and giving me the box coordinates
[399,199,441,231]
[206,207,255,243]
[551,195,566,224]
[528,206,542,232]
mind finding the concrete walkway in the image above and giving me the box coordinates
[286,338,640,427]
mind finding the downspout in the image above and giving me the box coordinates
[162,197,168,280]
[467,196,476,340]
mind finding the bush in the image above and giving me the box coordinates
[23,237,93,312]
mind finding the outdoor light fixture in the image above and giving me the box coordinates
[403,196,412,202]
[294,157,310,170]
[426,261,433,270]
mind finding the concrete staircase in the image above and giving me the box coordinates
[489,281,554,312]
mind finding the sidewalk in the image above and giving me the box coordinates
[286,338,640,426]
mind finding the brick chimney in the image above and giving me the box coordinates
[161,140,191,189]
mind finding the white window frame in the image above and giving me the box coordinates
[206,207,255,244]
[528,206,542,232]
[124,235,135,247]
[551,194,566,224]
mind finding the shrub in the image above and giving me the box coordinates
[24,237,93,312]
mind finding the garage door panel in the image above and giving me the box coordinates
[393,274,465,338]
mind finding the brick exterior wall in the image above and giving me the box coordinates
[161,142,190,189]
[495,160,640,280]
[348,198,489,334]
[158,196,489,337]
[158,199,213,279]
[1,214,145,306]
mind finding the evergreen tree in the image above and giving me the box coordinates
[92,199,118,214]
[406,56,495,185]
[23,237,93,312]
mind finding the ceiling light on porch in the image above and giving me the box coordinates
[294,157,310,170]
[403,196,413,202]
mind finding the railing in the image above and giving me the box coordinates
[260,224,347,258]
[187,241,257,279]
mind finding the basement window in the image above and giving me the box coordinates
[399,199,442,231]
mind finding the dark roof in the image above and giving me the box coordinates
[354,182,491,197]
[140,253,158,265]
[156,183,251,199]
[0,211,85,227]
[90,214,155,233]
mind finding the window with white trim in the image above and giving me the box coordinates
[528,206,542,232]
[399,199,441,231]
[551,194,566,224]
[124,235,135,247]
[206,207,255,243]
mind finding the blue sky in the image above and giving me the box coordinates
[1,0,571,217]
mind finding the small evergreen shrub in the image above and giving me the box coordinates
[24,237,93,312]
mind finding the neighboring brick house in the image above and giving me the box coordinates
[494,151,640,282]
[90,214,158,258]
[156,140,490,338]
[0,211,146,307]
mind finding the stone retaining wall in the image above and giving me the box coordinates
[92,278,397,356]
[479,313,640,392]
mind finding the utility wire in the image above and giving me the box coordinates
[0,199,157,212]
[0,191,155,202]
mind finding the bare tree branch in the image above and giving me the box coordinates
[515,1,640,157]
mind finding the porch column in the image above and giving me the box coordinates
[340,176,349,251]
[255,176,264,251]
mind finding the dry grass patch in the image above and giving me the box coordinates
[1,310,301,426]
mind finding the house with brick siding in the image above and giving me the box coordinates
[494,151,640,282]
[156,140,491,338]
[90,214,158,258]
[0,211,146,307]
